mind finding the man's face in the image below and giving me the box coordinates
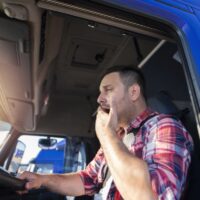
[97,72,132,125]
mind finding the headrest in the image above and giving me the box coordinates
[147,91,179,115]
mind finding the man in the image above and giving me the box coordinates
[19,66,193,200]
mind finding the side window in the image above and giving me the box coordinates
[65,137,86,173]
[0,120,11,150]
[8,141,26,175]
[7,135,86,176]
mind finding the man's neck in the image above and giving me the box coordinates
[123,103,148,128]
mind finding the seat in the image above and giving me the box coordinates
[147,91,190,119]
[148,91,200,200]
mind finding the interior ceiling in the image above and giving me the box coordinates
[0,1,189,137]
[0,3,160,135]
[53,14,159,97]
[35,13,160,136]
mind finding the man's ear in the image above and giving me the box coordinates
[128,83,141,101]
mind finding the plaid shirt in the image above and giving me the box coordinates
[79,108,193,200]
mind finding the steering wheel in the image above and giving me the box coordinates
[0,167,26,190]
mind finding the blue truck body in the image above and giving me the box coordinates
[33,140,66,174]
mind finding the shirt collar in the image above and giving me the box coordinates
[127,108,158,133]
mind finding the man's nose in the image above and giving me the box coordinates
[97,92,105,104]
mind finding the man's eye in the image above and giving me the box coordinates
[106,88,113,92]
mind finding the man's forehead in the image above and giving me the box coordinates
[101,72,120,83]
[99,72,121,89]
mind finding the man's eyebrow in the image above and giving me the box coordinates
[100,84,112,90]
[102,84,112,88]
[99,84,112,92]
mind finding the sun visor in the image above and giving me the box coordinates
[0,17,33,130]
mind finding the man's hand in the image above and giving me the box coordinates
[18,171,85,196]
[95,98,119,140]
[18,171,43,194]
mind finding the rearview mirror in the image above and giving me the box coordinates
[38,137,57,149]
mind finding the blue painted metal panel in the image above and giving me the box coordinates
[179,0,200,9]
[34,149,65,173]
[156,0,193,13]
[193,8,200,23]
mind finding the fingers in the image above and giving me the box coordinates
[17,172,30,194]
[19,171,35,180]
[116,127,125,139]
[18,171,41,191]
[96,107,106,126]
[26,179,39,190]
[108,96,117,116]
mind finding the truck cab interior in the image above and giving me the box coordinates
[0,0,199,200]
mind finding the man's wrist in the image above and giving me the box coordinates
[41,174,50,188]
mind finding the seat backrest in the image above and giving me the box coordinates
[148,91,200,200]
[147,91,179,115]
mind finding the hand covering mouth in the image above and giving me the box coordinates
[100,106,110,114]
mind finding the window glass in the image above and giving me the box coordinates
[8,141,26,174]
[0,120,11,150]
[8,135,87,176]
[8,135,65,175]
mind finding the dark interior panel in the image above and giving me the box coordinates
[142,42,190,101]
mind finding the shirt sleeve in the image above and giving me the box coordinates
[78,148,104,195]
[143,117,193,200]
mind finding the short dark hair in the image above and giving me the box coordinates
[103,65,146,98]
